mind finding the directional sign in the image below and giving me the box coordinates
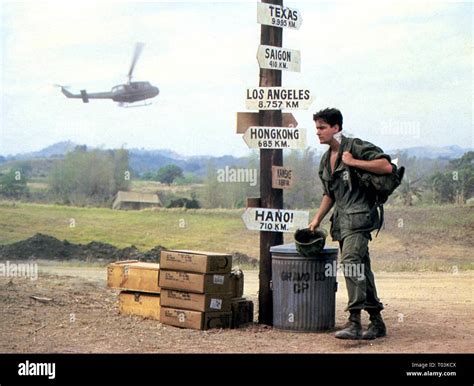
[246,87,313,110]
[257,2,302,30]
[242,208,309,233]
[236,112,297,134]
[272,166,294,190]
[243,127,306,149]
[257,45,300,72]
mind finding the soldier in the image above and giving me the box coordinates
[309,108,392,340]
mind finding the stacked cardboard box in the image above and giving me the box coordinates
[107,260,161,320]
[107,253,254,329]
[159,250,232,330]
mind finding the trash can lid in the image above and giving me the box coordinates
[270,242,338,256]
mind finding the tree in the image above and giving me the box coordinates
[0,168,29,198]
[49,148,130,206]
[156,165,183,186]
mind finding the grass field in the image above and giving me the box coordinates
[0,201,472,271]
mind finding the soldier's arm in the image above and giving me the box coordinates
[309,195,334,232]
[342,152,392,175]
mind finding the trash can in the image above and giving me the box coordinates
[270,243,338,332]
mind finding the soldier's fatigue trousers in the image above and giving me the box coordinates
[339,232,384,312]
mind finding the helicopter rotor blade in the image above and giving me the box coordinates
[127,42,145,83]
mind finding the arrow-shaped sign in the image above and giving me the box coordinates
[243,126,306,149]
[257,45,301,72]
[242,208,309,233]
[257,3,302,30]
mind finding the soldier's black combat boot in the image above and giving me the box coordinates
[335,311,362,340]
[362,310,387,340]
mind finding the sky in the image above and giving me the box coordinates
[0,0,472,157]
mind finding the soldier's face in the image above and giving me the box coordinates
[315,119,340,144]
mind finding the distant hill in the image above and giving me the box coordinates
[1,141,470,178]
[5,141,77,161]
[388,145,471,159]
[1,142,249,178]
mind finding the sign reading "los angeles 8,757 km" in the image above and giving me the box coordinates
[246,87,313,110]
[242,208,309,232]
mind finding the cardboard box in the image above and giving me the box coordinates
[107,260,160,294]
[160,249,232,274]
[160,307,231,330]
[231,298,254,328]
[119,291,161,320]
[161,289,232,312]
[159,270,231,294]
[230,269,244,298]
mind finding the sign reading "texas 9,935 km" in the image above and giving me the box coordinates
[242,208,309,232]
[257,3,302,30]
[257,45,300,72]
[243,127,306,149]
[246,88,313,110]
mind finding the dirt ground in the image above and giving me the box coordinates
[0,263,472,353]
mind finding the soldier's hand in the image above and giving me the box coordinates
[342,151,356,166]
[308,219,320,232]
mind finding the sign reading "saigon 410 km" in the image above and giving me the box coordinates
[242,208,309,232]
[257,45,300,72]
[243,126,306,149]
[257,2,302,30]
[246,87,313,110]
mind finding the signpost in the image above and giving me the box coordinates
[237,0,310,325]
[257,2,302,30]
[243,126,306,149]
[257,45,301,72]
[242,208,309,232]
[272,166,294,189]
[246,87,313,110]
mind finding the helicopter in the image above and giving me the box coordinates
[57,43,159,107]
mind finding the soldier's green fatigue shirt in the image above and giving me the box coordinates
[319,135,391,311]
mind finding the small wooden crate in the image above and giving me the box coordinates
[118,291,161,320]
[107,260,160,294]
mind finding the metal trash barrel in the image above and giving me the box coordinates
[270,243,338,332]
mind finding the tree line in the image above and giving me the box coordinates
[0,147,472,208]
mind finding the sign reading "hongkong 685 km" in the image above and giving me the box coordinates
[243,126,306,149]
[242,208,309,232]
[246,87,313,110]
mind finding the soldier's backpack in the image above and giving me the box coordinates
[348,138,405,234]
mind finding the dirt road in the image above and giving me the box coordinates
[0,263,472,353]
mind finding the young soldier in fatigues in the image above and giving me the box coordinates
[309,108,392,340]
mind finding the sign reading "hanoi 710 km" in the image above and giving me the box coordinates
[246,87,313,110]
[243,126,306,149]
[257,2,302,30]
[257,45,300,72]
[242,208,309,232]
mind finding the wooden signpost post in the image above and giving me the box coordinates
[238,0,310,325]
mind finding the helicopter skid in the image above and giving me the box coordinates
[118,101,153,108]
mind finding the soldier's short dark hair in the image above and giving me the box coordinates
[313,108,343,131]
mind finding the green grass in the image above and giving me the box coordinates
[0,201,472,271]
[0,201,259,256]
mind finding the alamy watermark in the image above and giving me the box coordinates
[325,261,365,281]
[0,260,38,281]
[379,120,421,139]
[216,166,257,186]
